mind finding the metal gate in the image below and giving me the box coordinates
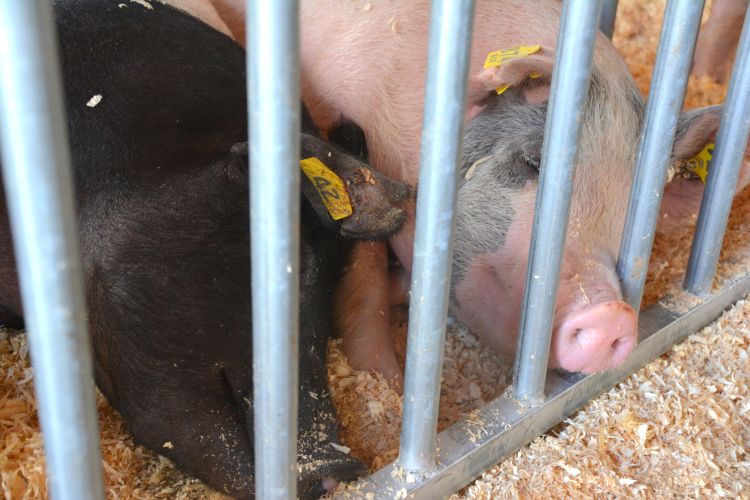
[0,0,748,498]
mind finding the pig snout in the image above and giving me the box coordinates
[552,300,637,374]
[298,456,367,499]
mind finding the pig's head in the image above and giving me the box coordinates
[451,46,729,374]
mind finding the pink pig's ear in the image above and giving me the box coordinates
[659,105,750,233]
[466,46,555,119]
[669,105,722,162]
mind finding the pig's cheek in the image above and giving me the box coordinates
[453,261,522,357]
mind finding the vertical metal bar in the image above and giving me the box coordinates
[511,0,602,405]
[617,0,705,311]
[247,1,300,498]
[599,0,619,39]
[684,8,750,294]
[0,3,104,500]
[398,0,475,472]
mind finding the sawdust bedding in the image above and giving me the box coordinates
[1,0,748,498]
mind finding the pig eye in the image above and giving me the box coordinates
[522,154,541,171]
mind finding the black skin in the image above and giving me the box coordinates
[0,1,407,498]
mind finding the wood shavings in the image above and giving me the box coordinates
[129,0,153,10]
[86,95,102,107]
[331,443,351,454]
[2,1,749,498]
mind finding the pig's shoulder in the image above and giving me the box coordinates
[55,0,248,186]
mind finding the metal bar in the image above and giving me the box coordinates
[511,0,602,404]
[398,0,476,473]
[599,0,619,39]
[0,3,104,499]
[342,272,750,499]
[247,1,301,498]
[684,8,750,295]
[617,0,705,311]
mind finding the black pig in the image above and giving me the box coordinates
[0,0,407,497]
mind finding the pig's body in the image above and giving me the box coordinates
[175,0,749,381]
[693,0,749,84]
[302,0,639,377]
[0,0,410,497]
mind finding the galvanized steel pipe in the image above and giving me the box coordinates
[247,1,301,498]
[600,0,619,39]
[684,7,750,294]
[511,0,602,404]
[0,2,105,499]
[398,0,476,472]
[617,0,705,312]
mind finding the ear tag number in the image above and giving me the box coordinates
[300,157,353,220]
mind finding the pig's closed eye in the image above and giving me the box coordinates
[522,154,541,171]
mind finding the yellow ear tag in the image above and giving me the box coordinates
[483,45,542,94]
[685,143,714,183]
[299,157,353,220]
[495,83,512,95]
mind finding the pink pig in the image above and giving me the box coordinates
[168,0,749,384]
[693,0,749,84]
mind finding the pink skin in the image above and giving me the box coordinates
[171,0,750,379]
[453,188,637,374]
[692,0,749,84]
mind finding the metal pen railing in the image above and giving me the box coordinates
[0,2,104,500]
[617,0,706,312]
[2,0,749,499]
[398,0,476,473]
[512,0,602,404]
[685,6,750,294]
[246,1,301,499]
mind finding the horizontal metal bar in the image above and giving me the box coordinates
[512,0,602,404]
[0,2,105,500]
[684,6,750,294]
[341,272,750,499]
[247,0,301,498]
[398,0,476,473]
[617,0,705,312]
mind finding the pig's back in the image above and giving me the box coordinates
[54,0,248,194]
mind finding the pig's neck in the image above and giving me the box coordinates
[300,1,427,271]
[299,1,427,187]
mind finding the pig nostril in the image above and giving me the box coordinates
[611,338,622,351]
[573,327,583,338]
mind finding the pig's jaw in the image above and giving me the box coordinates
[453,255,526,358]
[452,214,637,374]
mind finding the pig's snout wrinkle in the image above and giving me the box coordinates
[554,300,637,374]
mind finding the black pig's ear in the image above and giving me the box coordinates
[328,120,369,160]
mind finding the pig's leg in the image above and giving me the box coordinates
[693,0,749,84]
[119,374,255,499]
[334,240,402,388]
[0,186,23,329]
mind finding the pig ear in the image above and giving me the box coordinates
[467,46,555,116]
[659,105,750,233]
[669,105,722,162]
